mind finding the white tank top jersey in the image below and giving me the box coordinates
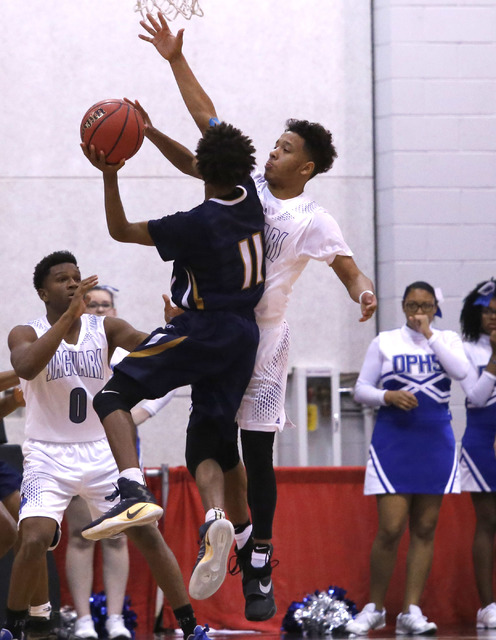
[252,171,353,328]
[20,314,112,443]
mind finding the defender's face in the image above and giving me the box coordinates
[39,263,81,311]
[85,289,116,317]
[264,132,311,185]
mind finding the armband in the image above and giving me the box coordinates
[209,117,220,127]
[359,290,375,304]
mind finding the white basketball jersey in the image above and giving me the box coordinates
[20,314,112,443]
[252,171,353,328]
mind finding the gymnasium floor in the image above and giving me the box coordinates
[144,628,496,640]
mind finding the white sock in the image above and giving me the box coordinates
[205,507,225,522]
[29,603,51,619]
[119,467,145,484]
[234,523,253,550]
[251,549,269,568]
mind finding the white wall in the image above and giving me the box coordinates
[0,0,376,466]
[373,0,496,441]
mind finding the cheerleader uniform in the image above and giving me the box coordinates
[459,334,496,491]
[355,325,469,495]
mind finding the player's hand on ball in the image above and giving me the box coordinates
[81,142,125,173]
[124,98,153,133]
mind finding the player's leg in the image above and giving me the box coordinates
[1,475,54,640]
[232,322,290,621]
[2,517,57,640]
[83,375,163,540]
[123,525,209,640]
[2,441,69,640]
[185,418,235,601]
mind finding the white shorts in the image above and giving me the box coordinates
[20,438,119,527]
[237,320,293,433]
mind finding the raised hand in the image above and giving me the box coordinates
[69,275,99,319]
[139,11,185,62]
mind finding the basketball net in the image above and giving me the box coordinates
[135,0,203,20]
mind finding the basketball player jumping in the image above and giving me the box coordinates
[135,12,377,622]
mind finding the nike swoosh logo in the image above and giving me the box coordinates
[101,390,119,394]
[127,505,147,519]
[259,580,272,594]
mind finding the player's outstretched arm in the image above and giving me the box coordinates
[330,255,377,323]
[8,276,99,380]
[103,316,148,357]
[125,99,200,178]
[81,143,154,246]
[139,12,218,133]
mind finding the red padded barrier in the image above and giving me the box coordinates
[55,466,487,633]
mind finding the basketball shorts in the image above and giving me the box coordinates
[237,320,294,433]
[19,438,119,527]
[0,460,22,501]
[115,309,259,440]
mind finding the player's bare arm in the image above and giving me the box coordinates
[139,12,217,134]
[125,99,200,178]
[331,255,377,323]
[103,316,148,357]
[8,276,98,380]
[81,143,153,246]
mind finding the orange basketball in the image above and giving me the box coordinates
[80,99,144,164]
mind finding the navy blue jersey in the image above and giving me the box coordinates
[148,177,265,316]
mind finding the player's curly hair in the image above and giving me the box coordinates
[285,119,338,178]
[196,122,256,188]
[460,280,496,342]
[33,250,78,290]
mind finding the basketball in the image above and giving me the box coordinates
[80,98,144,164]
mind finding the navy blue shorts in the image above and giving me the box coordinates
[0,460,21,501]
[113,309,259,440]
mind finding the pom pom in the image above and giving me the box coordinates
[90,591,137,638]
[282,586,357,636]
